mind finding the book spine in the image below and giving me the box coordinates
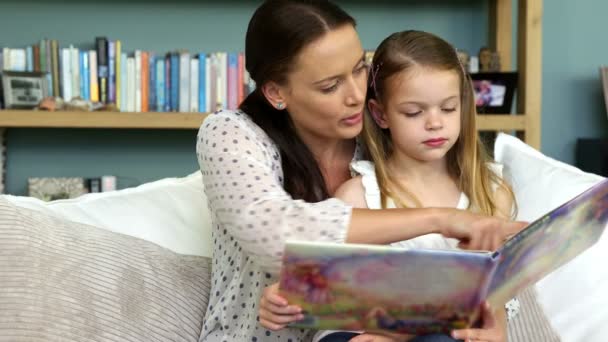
[96,37,108,104]
[170,52,179,112]
[190,58,199,112]
[50,40,60,97]
[25,46,33,72]
[141,51,149,112]
[120,52,127,112]
[115,40,122,109]
[156,58,165,112]
[164,55,171,112]
[134,50,142,112]
[108,40,116,104]
[178,51,190,113]
[60,48,72,101]
[126,57,135,112]
[89,50,99,102]
[70,45,80,99]
[148,53,156,112]
[33,44,40,72]
[198,53,206,113]
[81,51,89,101]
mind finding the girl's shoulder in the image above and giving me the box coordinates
[486,161,504,179]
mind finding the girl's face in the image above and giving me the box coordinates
[373,66,462,163]
[279,25,368,144]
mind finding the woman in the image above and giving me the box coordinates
[196,1,526,341]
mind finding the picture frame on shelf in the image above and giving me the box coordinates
[1,71,49,109]
[470,72,518,114]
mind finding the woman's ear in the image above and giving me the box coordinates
[368,99,389,128]
[261,82,287,110]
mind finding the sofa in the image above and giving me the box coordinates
[0,133,605,342]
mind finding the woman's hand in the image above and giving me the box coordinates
[451,302,506,342]
[258,282,304,330]
[439,209,527,251]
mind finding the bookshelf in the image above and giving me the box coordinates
[0,111,207,129]
[0,0,542,147]
[487,0,543,149]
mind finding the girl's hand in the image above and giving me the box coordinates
[451,302,506,342]
[349,333,411,342]
[258,282,304,330]
[440,209,527,251]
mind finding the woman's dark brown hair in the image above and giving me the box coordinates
[239,0,356,202]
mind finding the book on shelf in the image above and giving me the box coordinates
[1,37,256,113]
[600,66,608,120]
[279,180,608,335]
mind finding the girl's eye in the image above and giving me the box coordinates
[442,107,457,113]
[404,111,422,117]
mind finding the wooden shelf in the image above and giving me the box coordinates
[476,114,527,131]
[0,110,208,129]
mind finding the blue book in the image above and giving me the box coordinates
[199,53,207,113]
[170,52,179,112]
[156,58,165,112]
[164,56,171,112]
[149,53,156,112]
[81,51,90,101]
[26,46,33,72]
[107,40,116,104]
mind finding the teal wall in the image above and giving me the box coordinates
[541,0,608,164]
[0,0,489,195]
[7,1,608,194]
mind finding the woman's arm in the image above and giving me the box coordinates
[199,112,526,272]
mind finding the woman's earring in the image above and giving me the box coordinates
[276,102,284,110]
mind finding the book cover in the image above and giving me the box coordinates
[279,180,608,335]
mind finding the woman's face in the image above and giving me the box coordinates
[280,25,368,144]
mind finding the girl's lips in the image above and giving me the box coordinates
[423,138,447,147]
[342,112,362,125]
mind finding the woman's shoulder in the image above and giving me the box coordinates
[198,109,276,147]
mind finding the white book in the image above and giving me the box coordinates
[190,58,199,113]
[10,48,26,71]
[126,57,135,112]
[70,45,80,99]
[134,51,142,112]
[179,51,190,113]
[220,52,227,110]
[61,48,72,101]
[1,47,9,71]
[120,53,127,112]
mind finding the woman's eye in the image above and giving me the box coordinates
[354,64,368,75]
[321,83,339,94]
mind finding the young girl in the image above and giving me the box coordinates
[309,30,521,342]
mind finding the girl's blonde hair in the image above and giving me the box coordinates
[363,30,515,217]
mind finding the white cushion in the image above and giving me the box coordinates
[494,133,607,341]
[5,171,213,257]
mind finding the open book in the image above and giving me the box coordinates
[278,180,608,335]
